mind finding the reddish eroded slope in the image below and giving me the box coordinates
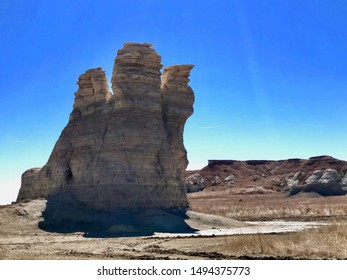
[185,156,347,195]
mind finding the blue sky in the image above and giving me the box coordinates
[1,0,347,204]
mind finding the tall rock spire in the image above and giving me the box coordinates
[17,43,195,214]
[70,67,111,120]
[161,65,195,175]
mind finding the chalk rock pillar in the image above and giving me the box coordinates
[161,65,195,175]
[17,43,195,213]
[70,67,111,120]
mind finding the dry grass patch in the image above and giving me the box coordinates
[189,193,347,221]
[157,223,347,259]
[186,192,347,259]
[0,249,7,259]
[215,223,347,259]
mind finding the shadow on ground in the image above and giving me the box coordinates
[39,192,197,238]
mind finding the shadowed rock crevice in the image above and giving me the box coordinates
[17,42,195,234]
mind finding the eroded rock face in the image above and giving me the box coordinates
[288,169,346,196]
[17,168,42,202]
[17,43,195,211]
[183,173,205,193]
[184,156,347,196]
[70,67,112,120]
[161,65,195,175]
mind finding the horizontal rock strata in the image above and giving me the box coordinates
[17,43,195,212]
[186,156,347,196]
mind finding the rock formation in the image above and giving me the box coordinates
[70,67,112,120]
[161,65,195,175]
[17,43,195,213]
[183,173,206,193]
[288,168,346,196]
[186,156,347,196]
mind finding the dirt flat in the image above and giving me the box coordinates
[0,199,246,260]
[1,195,346,260]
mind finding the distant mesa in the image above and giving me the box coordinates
[17,43,197,235]
[187,156,347,197]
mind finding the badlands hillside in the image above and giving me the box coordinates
[185,155,347,196]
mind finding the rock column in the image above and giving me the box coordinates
[17,43,195,213]
[161,65,195,175]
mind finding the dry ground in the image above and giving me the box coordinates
[189,192,347,259]
[189,191,347,221]
[0,193,346,260]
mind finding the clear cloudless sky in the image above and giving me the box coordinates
[0,0,347,204]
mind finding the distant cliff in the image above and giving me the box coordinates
[185,156,347,196]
